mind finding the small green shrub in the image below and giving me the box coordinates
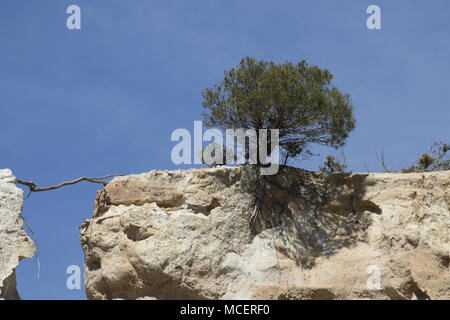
[320,153,348,173]
[402,142,449,173]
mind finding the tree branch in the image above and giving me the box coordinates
[16,174,124,199]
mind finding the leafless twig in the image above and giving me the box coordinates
[364,161,371,173]
[375,148,393,173]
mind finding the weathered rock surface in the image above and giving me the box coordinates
[80,166,449,300]
[0,169,35,300]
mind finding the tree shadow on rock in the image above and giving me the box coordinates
[241,165,382,269]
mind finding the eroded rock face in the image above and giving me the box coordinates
[0,169,35,300]
[80,166,449,300]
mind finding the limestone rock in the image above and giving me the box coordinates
[0,169,35,300]
[80,166,449,300]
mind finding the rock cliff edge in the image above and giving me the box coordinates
[80,166,449,300]
[0,169,35,300]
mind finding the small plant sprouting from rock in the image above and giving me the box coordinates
[320,153,349,173]
[402,142,450,173]
[418,154,433,170]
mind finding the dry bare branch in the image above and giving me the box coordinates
[375,148,393,173]
[16,174,124,198]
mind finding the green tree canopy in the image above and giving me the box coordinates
[201,57,356,165]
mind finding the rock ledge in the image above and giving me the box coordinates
[80,166,449,300]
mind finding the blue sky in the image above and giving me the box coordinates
[0,1,449,299]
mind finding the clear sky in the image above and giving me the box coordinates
[1,1,449,299]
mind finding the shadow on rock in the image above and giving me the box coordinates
[241,166,382,268]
